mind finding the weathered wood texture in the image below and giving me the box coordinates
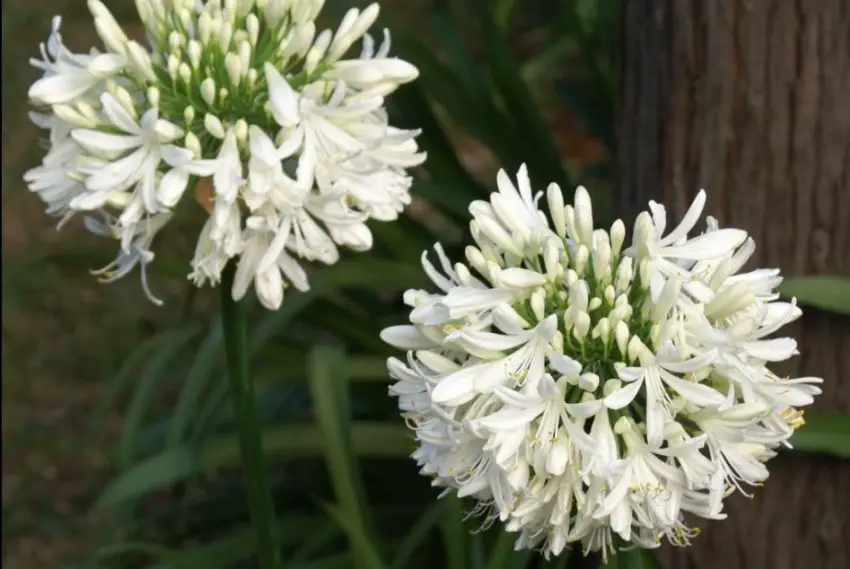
[618,2,850,568]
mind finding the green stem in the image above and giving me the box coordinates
[220,265,284,569]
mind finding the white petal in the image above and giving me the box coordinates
[444,328,530,352]
[744,338,798,361]
[661,229,748,261]
[430,365,479,405]
[232,244,261,301]
[380,325,434,350]
[442,287,514,317]
[29,73,95,105]
[249,125,279,165]
[476,406,541,431]
[548,352,582,376]
[659,190,706,245]
[101,93,140,134]
[257,217,293,273]
[661,373,725,406]
[661,349,717,373]
[255,265,284,310]
[71,129,140,152]
[158,168,189,207]
[277,252,310,292]
[498,268,547,289]
[604,379,643,410]
[264,62,300,127]
[546,438,569,475]
[565,399,604,418]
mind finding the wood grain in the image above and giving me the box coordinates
[618,1,850,568]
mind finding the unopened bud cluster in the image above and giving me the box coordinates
[381,165,822,559]
[25,0,423,308]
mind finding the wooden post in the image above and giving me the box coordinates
[618,2,850,568]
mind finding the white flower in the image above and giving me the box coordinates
[70,93,184,250]
[84,211,172,305]
[23,120,86,227]
[25,0,421,308]
[382,165,823,559]
[28,17,125,106]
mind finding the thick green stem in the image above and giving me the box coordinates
[220,265,284,569]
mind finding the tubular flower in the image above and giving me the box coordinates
[24,0,423,308]
[381,165,822,559]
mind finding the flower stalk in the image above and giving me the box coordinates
[221,263,283,569]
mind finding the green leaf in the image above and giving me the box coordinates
[118,326,200,469]
[429,10,490,102]
[440,495,467,569]
[322,502,385,569]
[391,36,521,173]
[481,15,570,192]
[166,317,224,449]
[301,298,390,353]
[494,0,519,29]
[390,501,444,569]
[413,179,474,220]
[309,346,385,568]
[470,531,486,569]
[96,423,413,509]
[486,529,531,569]
[522,38,580,82]
[296,551,354,569]
[181,517,324,568]
[778,275,850,317]
[256,353,390,384]
[370,217,436,261]
[92,542,190,569]
[554,80,614,152]
[789,413,850,458]
[389,82,488,200]
[86,330,187,446]
[288,521,342,564]
[606,549,662,569]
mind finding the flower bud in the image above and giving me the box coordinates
[546,183,566,238]
[146,86,160,108]
[574,245,589,275]
[246,13,260,45]
[204,113,225,138]
[167,54,181,79]
[200,78,216,106]
[610,219,626,257]
[188,40,202,68]
[578,373,599,392]
[602,379,622,397]
[218,22,233,53]
[234,118,248,143]
[198,12,212,44]
[185,131,202,158]
[530,289,546,322]
[225,53,242,86]
[52,104,96,127]
[572,311,591,341]
[178,62,192,84]
[573,186,594,245]
[615,321,629,357]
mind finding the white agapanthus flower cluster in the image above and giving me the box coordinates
[24,0,424,309]
[381,165,823,559]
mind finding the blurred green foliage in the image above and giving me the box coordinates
[5,0,848,568]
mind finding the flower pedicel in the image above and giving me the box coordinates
[25,0,424,309]
[382,165,822,559]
